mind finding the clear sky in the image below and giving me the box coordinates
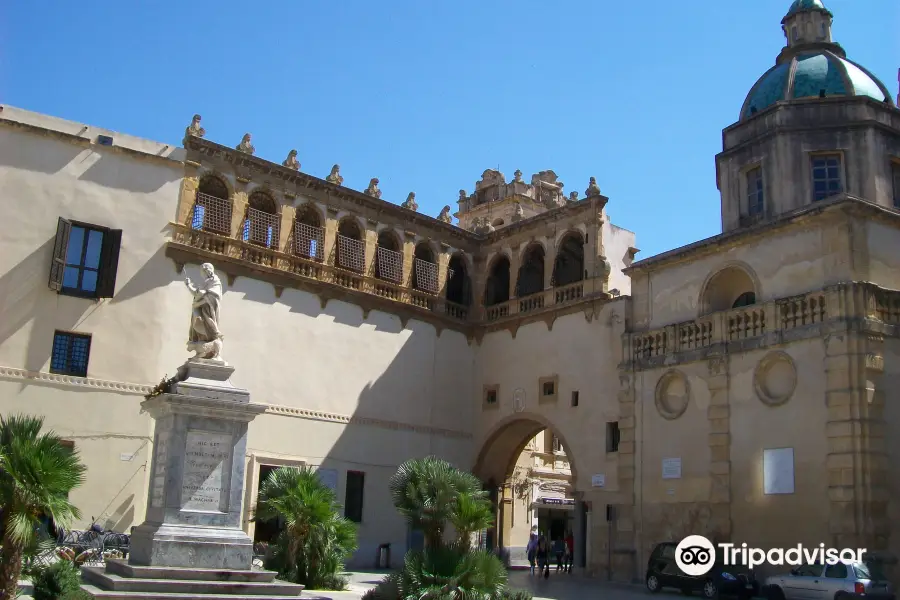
[1,0,895,259]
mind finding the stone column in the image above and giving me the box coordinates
[508,246,521,303]
[129,359,267,569]
[230,191,248,240]
[322,211,339,271]
[706,355,732,541]
[544,237,557,306]
[402,233,416,291]
[277,205,295,254]
[176,173,199,226]
[470,255,487,322]
[437,250,450,299]
[363,226,378,277]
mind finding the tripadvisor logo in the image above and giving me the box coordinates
[675,535,867,575]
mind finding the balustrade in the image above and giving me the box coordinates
[171,222,601,327]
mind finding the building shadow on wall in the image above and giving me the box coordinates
[110,245,178,305]
[78,152,181,194]
[0,134,86,174]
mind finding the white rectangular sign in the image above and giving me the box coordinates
[591,474,606,488]
[662,457,682,479]
[763,447,795,495]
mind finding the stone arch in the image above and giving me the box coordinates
[293,202,325,260]
[485,253,511,307]
[412,241,438,293]
[516,242,545,298]
[244,189,280,248]
[492,218,505,227]
[472,413,581,553]
[552,230,585,287]
[192,173,233,234]
[698,261,762,315]
[335,216,365,272]
[375,229,403,283]
[295,201,323,227]
[247,188,279,214]
[446,252,472,307]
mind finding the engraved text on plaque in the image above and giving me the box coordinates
[181,430,232,512]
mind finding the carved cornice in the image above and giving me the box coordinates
[625,196,900,275]
[0,366,152,395]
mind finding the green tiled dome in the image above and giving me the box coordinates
[785,0,829,16]
[741,51,892,119]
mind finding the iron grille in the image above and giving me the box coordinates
[414,258,439,294]
[243,207,280,248]
[376,246,403,283]
[337,234,365,272]
[191,192,232,235]
[294,222,325,261]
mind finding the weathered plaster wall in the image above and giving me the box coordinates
[866,219,900,290]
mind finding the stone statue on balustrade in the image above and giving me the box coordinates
[437,205,452,223]
[585,176,601,197]
[569,191,579,202]
[401,192,418,211]
[184,263,224,360]
[365,178,382,199]
[282,149,300,170]
[512,203,525,222]
[326,164,344,185]
[236,133,255,155]
[513,169,523,183]
[183,114,205,145]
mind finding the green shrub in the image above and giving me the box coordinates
[361,572,401,599]
[499,590,533,600]
[60,591,93,600]
[32,561,82,600]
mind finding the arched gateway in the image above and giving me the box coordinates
[472,413,589,570]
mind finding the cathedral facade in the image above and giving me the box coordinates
[0,0,897,582]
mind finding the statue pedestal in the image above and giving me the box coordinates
[81,359,305,598]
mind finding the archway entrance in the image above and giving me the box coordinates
[473,417,588,570]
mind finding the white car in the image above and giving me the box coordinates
[763,560,893,600]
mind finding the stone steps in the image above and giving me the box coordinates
[105,559,277,583]
[80,585,307,600]
[82,568,303,596]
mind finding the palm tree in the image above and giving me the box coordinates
[389,456,487,549]
[449,491,494,553]
[253,466,357,588]
[0,414,86,599]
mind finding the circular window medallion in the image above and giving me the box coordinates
[754,351,797,406]
[655,370,690,420]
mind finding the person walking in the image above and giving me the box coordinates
[553,536,566,572]
[564,531,575,573]
[526,532,538,575]
[536,535,550,579]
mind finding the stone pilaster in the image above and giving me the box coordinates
[277,205,295,254]
[470,256,487,322]
[706,355,731,541]
[616,366,637,569]
[363,226,378,277]
[229,191,248,240]
[401,233,415,288]
[177,173,199,226]
[322,211,339,271]
[508,246,521,302]
[437,251,450,298]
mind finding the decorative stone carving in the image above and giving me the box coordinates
[364,178,382,199]
[326,164,344,185]
[236,133,255,155]
[655,370,690,420]
[282,149,300,170]
[437,205,452,223]
[512,203,525,222]
[483,219,495,233]
[513,169,523,183]
[708,356,727,377]
[184,263,224,360]
[754,351,797,406]
[401,192,418,211]
[569,191,579,202]
[183,114,205,144]
[585,176,601,197]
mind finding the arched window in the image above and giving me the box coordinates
[375,230,403,283]
[516,244,545,297]
[446,254,472,308]
[484,256,510,307]
[192,176,232,234]
[412,242,438,294]
[243,191,279,248]
[293,203,324,261]
[701,266,758,314]
[552,233,585,287]
[336,218,365,272]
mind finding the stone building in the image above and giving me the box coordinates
[0,0,898,582]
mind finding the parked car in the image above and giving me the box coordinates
[763,560,894,600]
[646,541,759,599]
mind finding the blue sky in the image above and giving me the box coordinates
[1,0,895,259]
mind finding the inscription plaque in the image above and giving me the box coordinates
[181,430,232,512]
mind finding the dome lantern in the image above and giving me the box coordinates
[781,0,834,49]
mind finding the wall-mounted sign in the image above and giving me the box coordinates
[539,497,575,506]
[763,447,794,495]
[591,474,606,488]
[662,457,682,479]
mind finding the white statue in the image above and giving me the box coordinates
[184,263,224,360]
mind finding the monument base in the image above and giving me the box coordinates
[128,522,254,570]
[81,559,307,599]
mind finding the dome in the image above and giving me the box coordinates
[785,0,830,17]
[741,50,893,120]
